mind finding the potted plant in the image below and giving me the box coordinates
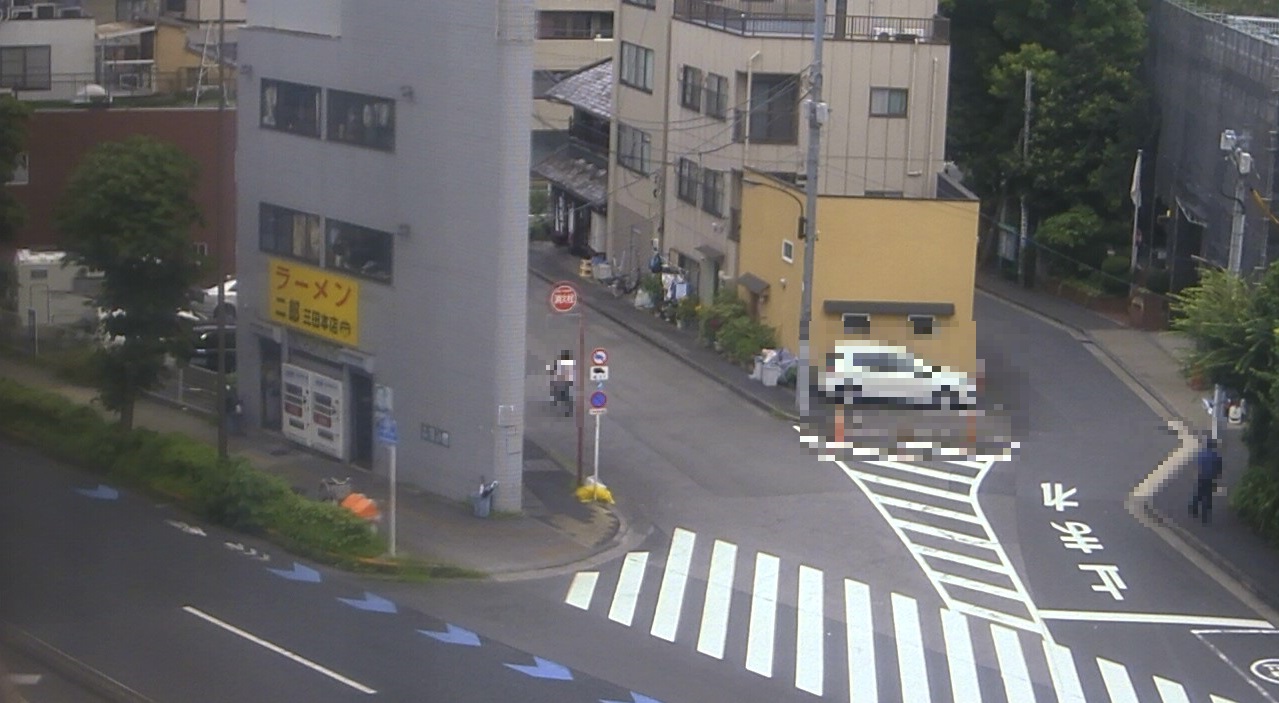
[675,296,700,330]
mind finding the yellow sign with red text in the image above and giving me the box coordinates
[268,258,360,346]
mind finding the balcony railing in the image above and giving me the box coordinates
[673,0,950,43]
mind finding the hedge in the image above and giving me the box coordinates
[0,377,384,564]
[1232,464,1279,547]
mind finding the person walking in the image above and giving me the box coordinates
[1189,435,1223,524]
[550,350,576,417]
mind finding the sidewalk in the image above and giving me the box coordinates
[0,356,622,580]
[975,269,1279,616]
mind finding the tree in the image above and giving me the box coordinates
[54,136,204,430]
[0,95,32,244]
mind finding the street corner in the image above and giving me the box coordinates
[793,406,1020,464]
[544,499,621,553]
[1193,627,1279,698]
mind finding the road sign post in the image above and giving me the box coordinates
[374,385,396,557]
[588,389,607,487]
[550,282,587,486]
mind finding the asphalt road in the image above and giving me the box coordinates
[0,442,648,703]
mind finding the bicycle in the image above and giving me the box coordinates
[319,476,353,503]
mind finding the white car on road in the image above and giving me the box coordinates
[818,342,977,410]
[197,278,237,321]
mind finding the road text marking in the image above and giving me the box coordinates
[182,606,376,694]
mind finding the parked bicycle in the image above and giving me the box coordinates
[319,476,353,503]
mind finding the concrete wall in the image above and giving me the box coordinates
[235,0,532,511]
[0,18,96,101]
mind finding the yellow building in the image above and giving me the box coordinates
[736,170,978,377]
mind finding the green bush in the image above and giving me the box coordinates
[1145,268,1171,295]
[1232,464,1279,546]
[716,316,776,366]
[1099,254,1131,296]
[698,289,748,343]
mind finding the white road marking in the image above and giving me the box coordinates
[991,623,1034,702]
[8,674,42,686]
[844,579,877,703]
[852,472,972,502]
[895,519,997,548]
[1210,696,1242,703]
[1097,657,1141,703]
[939,609,979,703]
[892,593,931,703]
[1153,675,1191,703]
[935,573,1024,603]
[875,494,985,524]
[915,544,1005,574]
[1042,640,1086,703]
[746,552,780,678]
[696,540,737,660]
[795,565,824,696]
[608,551,649,626]
[182,606,376,694]
[650,527,696,642]
[565,571,598,610]
[1039,609,1273,629]
[867,460,979,484]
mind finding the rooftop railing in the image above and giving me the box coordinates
[673,0,950,43]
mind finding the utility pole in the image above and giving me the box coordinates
[1018,69,1033,288]
[796,0,826,421]
[1214,129,1251,443]
[214,0,229,459]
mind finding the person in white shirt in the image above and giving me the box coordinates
[549,350,575,416]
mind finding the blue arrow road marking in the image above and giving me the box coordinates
[504,657,573,681]
[267,562,322,583]
[337,592,397,614]
[76,484,119,500]
[602,694,664,703]
[417,624,481,647]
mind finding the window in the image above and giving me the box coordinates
[0,46,50,91]
[843,313,871,334]
[260,202,323,265]
[701,168,725,217]
[865,190,905,198]
[870,87,909,117]
[260,79,321,138]
[326,219,393,283]
[623,0,655,7]
[619,42,655,92]
[327,89,395,151]
[616,123,651,174]
[536,11,613,39]
[29,268,47,280]
[680,66,702,112]
[739,74,799,144]
[909,314,935,335]
[7,152,28,185]
[781,239,795,263]
[676,158,700,205]
[704,73,728,120]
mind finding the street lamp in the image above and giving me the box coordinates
[1211,128,1252,443]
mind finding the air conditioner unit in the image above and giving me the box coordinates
[32,3,55,18]
[873,26,895,39]
[117,73,141,90]
[6,7,34,19]
[56,6,83,17]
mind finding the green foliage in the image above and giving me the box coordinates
[640,274,665,306]
[716,316,777,366]
[54,136,206,429]
[1231,464,1279,546]
[675,295,700,324]
[1099,254,1131,296]
[698,289,748,344]
[529,185,549,215]
[0,96,31,244]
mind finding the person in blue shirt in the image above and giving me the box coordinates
[1188,436,1224,524]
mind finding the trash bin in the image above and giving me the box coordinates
[761,364,781,387]
[471,478,498,518]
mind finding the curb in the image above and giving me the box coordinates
[529,265,801,423]
[3,625,156,703]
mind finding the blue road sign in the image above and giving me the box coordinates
[589,391,607,409]
[376,417,398,445]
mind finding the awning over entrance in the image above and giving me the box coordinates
[695,244,725,262]
[737,272,770,295]
[1176,195,1209,227]
[532,145,608,208]
[823,300,955,316]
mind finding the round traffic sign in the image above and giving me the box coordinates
[589,390,607,409]
[549,282,579,313]
[592,348,608,365]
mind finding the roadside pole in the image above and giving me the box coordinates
[388,439,397,556]
[549,282,586,485]
[374,384,397,557]
[587,348,609,489]
[1215,130,1251,443]
[592,411,601,485]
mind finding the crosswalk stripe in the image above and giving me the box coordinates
[892,593,932,703]
[991,623,1035,702]
[867,460,979,484]
[954,603,1041,633]
[651,528,696,642]
[896,519,998,548]
[696,539,737,660]
[795,565,825,696]
[1042,640,1087,703]
[936,572,1024,603]
[1153,675,1191,703]
[876,494,986,524]
[565,571,598,610]
[1097,657,1141,703]
[853,472,973,502]
[916,544,1006,574]
[746,552,780,678]
[1210,696,1241,703]
[607,551,649,626]
[939,609,980,703]
[844,579,877,703]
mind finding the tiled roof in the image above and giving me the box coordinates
[532,144,608,207]
[545,59,613,121]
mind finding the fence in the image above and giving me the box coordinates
[672,0,949,42]
[29,70,239,106]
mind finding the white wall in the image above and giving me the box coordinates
[245,0,341,36]
[0,18,95,101]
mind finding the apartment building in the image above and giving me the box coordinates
[606,0,951,302]
[234,0,532,511]
[532,0,614,141]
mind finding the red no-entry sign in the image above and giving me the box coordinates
[549,282,579,313]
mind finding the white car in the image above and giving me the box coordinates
[198,278,237,321]
[819,343,977,410]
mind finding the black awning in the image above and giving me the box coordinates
[737,272,770,295]
[695,244,725,261]
[822,300,955,316]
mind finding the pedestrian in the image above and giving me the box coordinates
[551,350,575,417]
[1188,435,1223,524]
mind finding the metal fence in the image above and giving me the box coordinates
[672,0,948,42]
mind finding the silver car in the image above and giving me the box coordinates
[819,343,977,409]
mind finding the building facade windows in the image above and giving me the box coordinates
[704,73,728,120]
[261,79,322,138]
[617,122,652,174]
[0,46,50,91]
[260,202,323,265]
[870,87,909,117]
[261,203,394,283]
[326,219,393,283]
[622,0,655,7]
[736,74,799,144]
[536,10,613,39]
[909,314,935,335]
[701,168,725,217]
[842,313,871,334]
[619,41,655,92]
[782,239,795,263]
[677,157,700,204]
[326,90,395,151]
[679,65,702,112]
